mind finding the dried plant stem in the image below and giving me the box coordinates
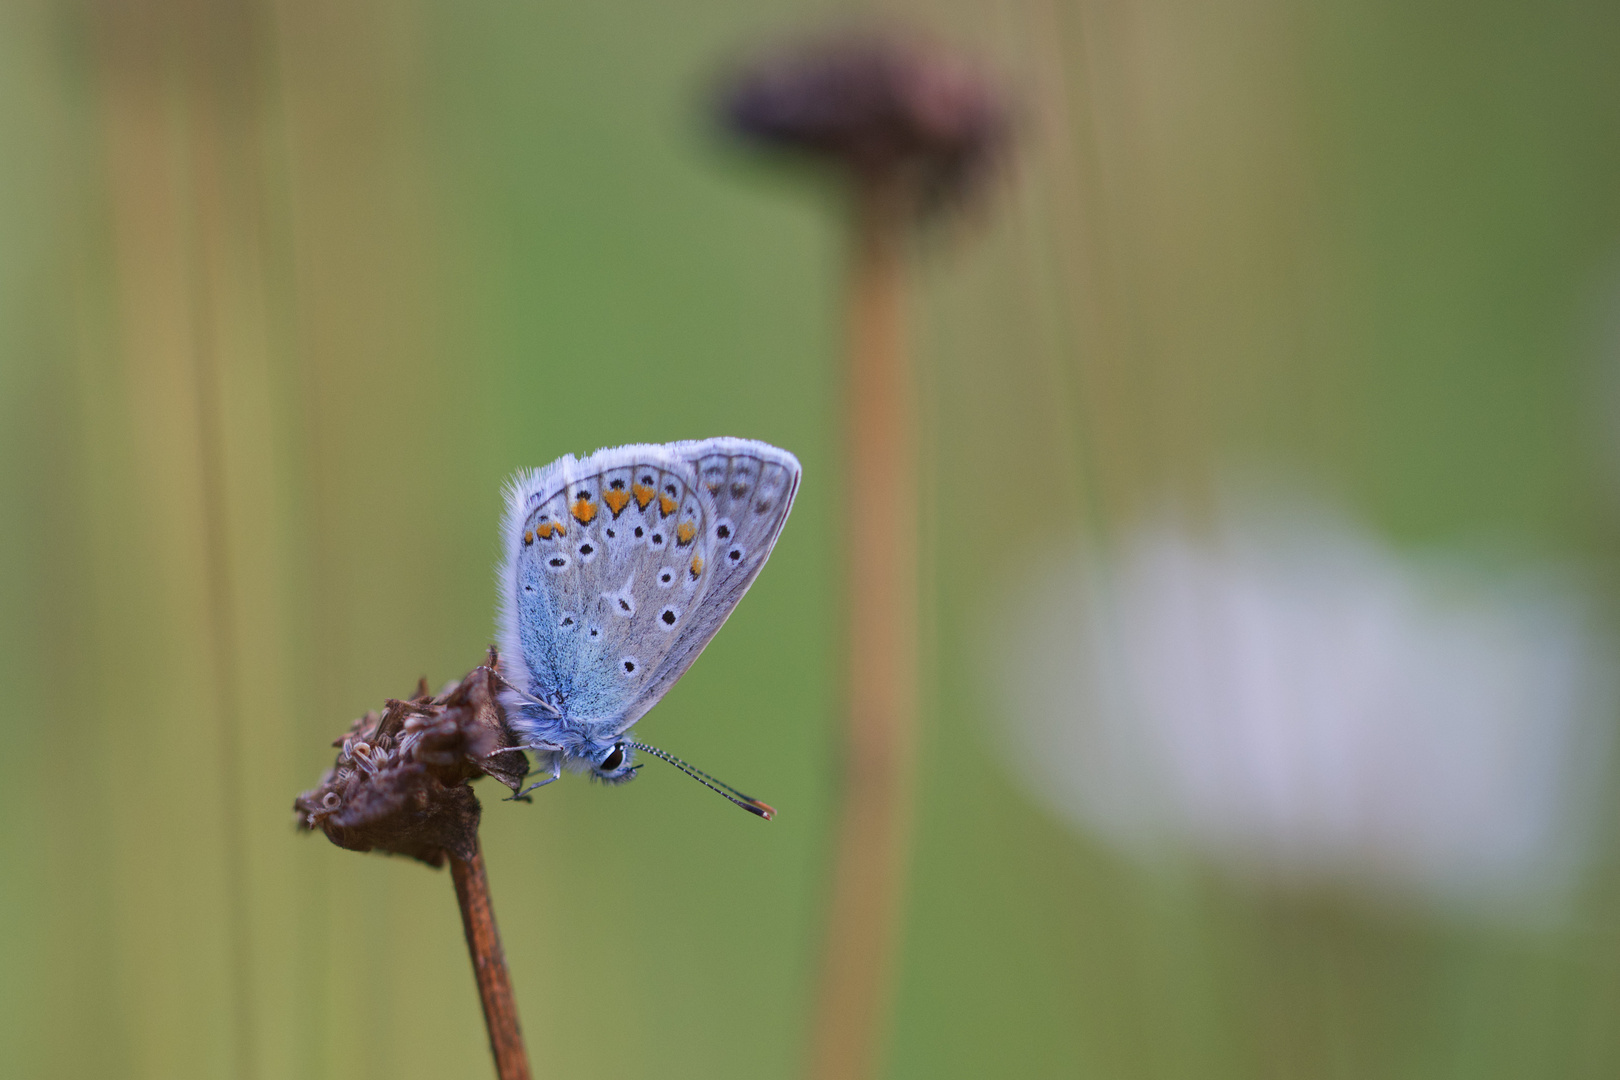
[450,842,533,1080]
[808,174,918,1080]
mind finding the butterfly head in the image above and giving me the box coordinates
[589,739,640,785]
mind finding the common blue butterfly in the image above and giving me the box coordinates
[496,437,801,817]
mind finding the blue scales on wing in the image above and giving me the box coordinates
[498,438,801,743]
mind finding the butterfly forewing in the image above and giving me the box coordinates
[507,451,710,723]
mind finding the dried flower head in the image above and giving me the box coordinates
[722,34,1007,212]
[294,648,530,866]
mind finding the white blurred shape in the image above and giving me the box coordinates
[990,490,1616,920]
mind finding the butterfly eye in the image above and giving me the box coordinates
[600,743,626,772]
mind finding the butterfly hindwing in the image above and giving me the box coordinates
[623,440,801,732]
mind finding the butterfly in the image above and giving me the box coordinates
[495,437,801,817]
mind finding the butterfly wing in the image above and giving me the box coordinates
[619,438,801,733]
[499,438,800,735]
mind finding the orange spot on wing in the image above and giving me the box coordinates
[602,489,631,516]
[523,530,534,545]
[659,494,677,517]
[631,483,655,510]
[553,520,567,537]
[534,521,555,540]
[676,522,696,546]
[690,555,704,579]
[571,498,597,525]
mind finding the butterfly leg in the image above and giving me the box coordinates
[485,743,559,757]
[509,757,562,800]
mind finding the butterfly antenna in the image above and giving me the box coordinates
[628,741,775,820]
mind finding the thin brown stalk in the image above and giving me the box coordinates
[720,39,1004,1079]
[450,842,533,1080]
[808,173,918,1080]
[296,660,537,1079]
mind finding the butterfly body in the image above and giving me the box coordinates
[497,438,801,792]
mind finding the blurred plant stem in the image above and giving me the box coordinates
[809,172,918,1080]
[452,844,533,1080]
[719,38,1004,1079]
[92,2,274,1074]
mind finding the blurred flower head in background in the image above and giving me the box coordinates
[720,32,1008,214]
[988,481,1618,923]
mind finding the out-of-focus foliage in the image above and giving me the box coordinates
[2,1,1619,1078]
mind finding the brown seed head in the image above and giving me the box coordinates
[294,648,530,866]
[722,34,1007,212]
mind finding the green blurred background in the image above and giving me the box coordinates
[4,1,1620,1078]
